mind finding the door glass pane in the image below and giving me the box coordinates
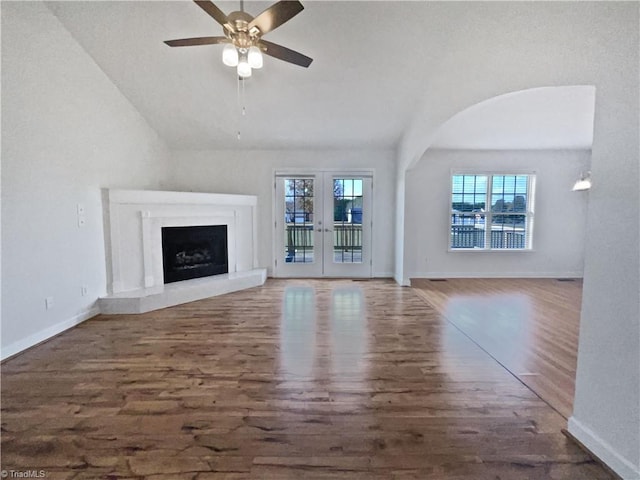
[333,178,363,263]
[284,178,315,263]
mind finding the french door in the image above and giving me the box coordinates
[274,171,373,278]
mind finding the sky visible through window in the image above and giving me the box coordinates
[452,175,528,210]
[284,179,363,198]
[335,179,363,198]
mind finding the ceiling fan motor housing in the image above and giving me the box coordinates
[226,12,261,49]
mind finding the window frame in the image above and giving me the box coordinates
[448,171,536,252]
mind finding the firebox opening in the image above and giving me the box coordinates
[162,225,228,284]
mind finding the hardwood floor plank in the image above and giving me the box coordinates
[411,278,582,419]
[1,279,610,478]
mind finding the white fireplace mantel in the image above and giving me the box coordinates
[100,189,266,314]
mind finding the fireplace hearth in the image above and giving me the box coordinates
[162,225,228,284]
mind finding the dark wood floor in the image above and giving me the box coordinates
[1,279,610,479]
[411,278,582,419]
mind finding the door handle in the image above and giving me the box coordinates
[325,228,333,232]
[315,228,322,232]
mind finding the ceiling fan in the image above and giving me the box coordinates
[164,0,313,78]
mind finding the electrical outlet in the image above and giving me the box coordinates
[81,286,88,296]
[45,296,54,310]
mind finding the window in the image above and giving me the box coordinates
[450,173,535,250]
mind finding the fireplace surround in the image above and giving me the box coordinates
[99,189,266,314]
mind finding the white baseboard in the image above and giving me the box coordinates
[373,272,394,278]
[408,271,583,280]
[1,306,100,361]
[568,416,640,480]
[269,272,396,280]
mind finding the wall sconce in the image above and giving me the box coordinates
[572,171,592,191]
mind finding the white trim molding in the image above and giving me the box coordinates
[568,416,640,480]
[408,272,583,280]
[1,306,100,361]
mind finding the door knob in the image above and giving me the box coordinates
[325,228,333,232]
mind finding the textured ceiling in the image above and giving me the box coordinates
[46,1,598,152]
[48,1,464,150]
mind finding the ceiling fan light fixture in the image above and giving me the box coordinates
[248,46,263,69]
[237,54,252,78]
[222,43,239,67]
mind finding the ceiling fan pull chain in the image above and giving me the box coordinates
[236,74,246,114]
[236,75,247,140]
[242,77,246,116]
[236,74,242,141]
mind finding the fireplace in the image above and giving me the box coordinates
[101,189,266,314]
[162,225,228,284]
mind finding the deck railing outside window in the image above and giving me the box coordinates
[285,223,362,262]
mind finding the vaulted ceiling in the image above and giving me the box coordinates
[46,1,600,152]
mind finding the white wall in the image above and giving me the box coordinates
[430,86,596,150]
[568,7,640,477]
[166,149,396,278]
[393,2,637,284]
[1,2,170,358]
[404,149,590,281]
[391,3,639,476]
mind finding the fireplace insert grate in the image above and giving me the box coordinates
[162,225,228,284]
